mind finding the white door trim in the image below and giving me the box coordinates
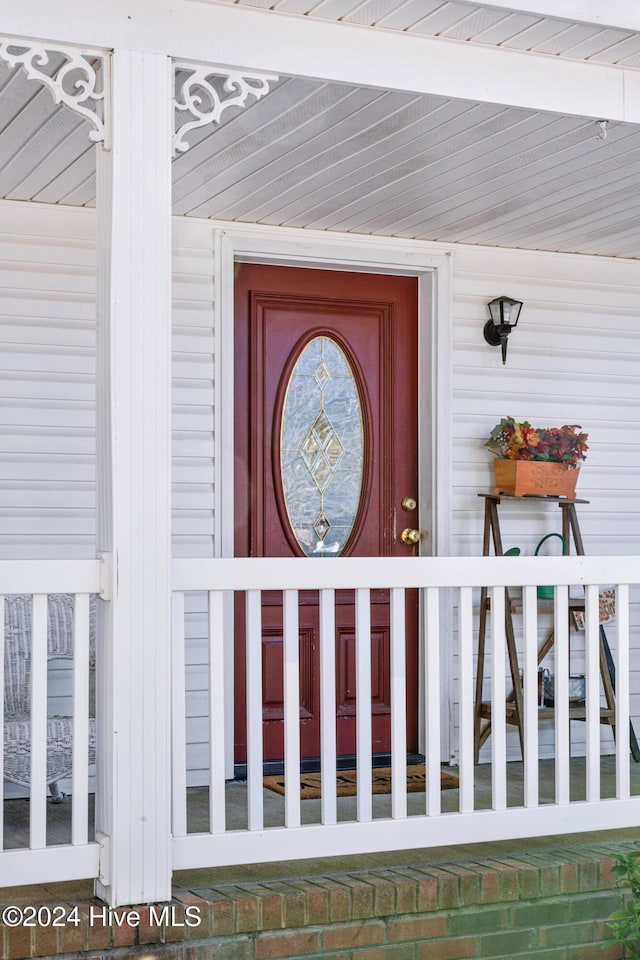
[211,221,453,767]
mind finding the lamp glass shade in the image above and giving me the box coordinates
[488,296,522,329]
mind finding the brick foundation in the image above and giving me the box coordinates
[1,842,632,960]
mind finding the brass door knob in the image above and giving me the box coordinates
[401,528,421,545]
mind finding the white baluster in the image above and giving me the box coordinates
[615,584,630,799]
[356,589,372,822]
[283,589,300,829]
[319,589,337,825]
[30,594,48,849]
[246,590,263,831]
[458,587,474,814]
[425,587,441,817]
[209,590,226,833]
[490,587,507,812]
[72,593,90,845]
[584,584,600,802]
[522,585,539,808]
[554,585,570,805]
[390,588,407,820]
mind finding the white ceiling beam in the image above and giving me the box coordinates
[3,0,640,123]
[454,0,640,33]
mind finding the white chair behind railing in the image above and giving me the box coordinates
[3,594,96,802]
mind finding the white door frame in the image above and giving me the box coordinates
[211,222,454,772]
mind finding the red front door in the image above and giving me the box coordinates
[234,264,419,763]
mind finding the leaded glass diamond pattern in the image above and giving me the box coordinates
[300,411,345,492]
[313,512,331,542]
[280,335,364,557]
[314,359,331,388]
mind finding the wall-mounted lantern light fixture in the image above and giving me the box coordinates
[483,296,523,364]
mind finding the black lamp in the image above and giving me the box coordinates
[483,296,523,364]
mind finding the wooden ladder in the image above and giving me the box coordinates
[473,493,640,763]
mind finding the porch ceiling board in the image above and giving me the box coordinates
[0,59,95,205]
[216,0,640,67]
[2,50,640,257]
[168,86,640,259]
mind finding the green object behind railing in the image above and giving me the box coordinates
[534,532,567,599]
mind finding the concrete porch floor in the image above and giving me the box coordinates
[187,754,640,835]
[2,758,640,959]
[3,753,640,873]
[4,753,640,852]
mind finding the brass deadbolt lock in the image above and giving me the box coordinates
[401,496,417,512]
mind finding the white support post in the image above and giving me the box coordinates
[95,49,173,906]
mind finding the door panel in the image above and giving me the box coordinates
[234,264,419,763]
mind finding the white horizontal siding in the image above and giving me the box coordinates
[0,203,217,561]
[0,203,97,560]
[172,219,216,560]
[452,245,640,556]
[452,244,640,762]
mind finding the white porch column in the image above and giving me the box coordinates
[95,49,173,906]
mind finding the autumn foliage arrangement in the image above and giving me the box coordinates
[486,417,588,468]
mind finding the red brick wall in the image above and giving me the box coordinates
[1,842,630,960]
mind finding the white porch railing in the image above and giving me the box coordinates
[171,555,640,872]
[0,560,101,886]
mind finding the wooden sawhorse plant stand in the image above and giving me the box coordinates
[473,493,639,763]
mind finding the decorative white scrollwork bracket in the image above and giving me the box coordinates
[0,39,110,147]
[173,63,278,155]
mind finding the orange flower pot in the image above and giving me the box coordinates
[493,459,580,498]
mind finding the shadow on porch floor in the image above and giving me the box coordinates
[2,758,639,959]
[3,753,640,879]
[183,754,640,837]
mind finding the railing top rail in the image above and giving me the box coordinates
[0,559,102,594]
[172,555,640,592]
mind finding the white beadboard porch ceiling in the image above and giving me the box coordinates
[204,0,640,67]
[2,48,640,259]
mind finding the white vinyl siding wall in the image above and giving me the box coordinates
[452,245,640,555]
[172,218,215,786]
[451,245,640,761]
[0,202,96,561]
[0,204,218,562]
[172,217,216,560]
[1,202,639,776]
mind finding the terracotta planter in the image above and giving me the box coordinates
[493,459,580,498]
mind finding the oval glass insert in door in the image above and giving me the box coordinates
[280,335,365,557]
